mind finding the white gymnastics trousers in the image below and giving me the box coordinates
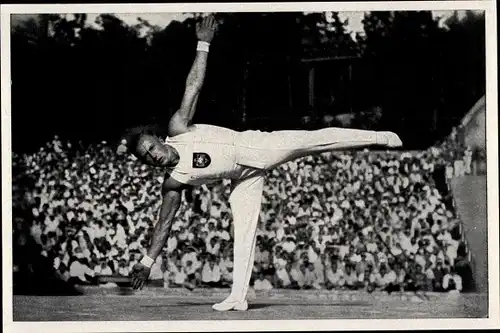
[166,125,384,303]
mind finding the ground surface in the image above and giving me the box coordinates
[13,288,488,321]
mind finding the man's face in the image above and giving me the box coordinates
[133,134,171,167]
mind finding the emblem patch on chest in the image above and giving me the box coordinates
[192,152,211,168]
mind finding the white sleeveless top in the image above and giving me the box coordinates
[164,124,239,185]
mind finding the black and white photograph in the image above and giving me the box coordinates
[2,1,499,332]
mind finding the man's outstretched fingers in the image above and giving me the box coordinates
[133,278,140,290]
[207,14,217,29]
[132,278,137,290]
[211,16,218,29]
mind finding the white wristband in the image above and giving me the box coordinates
[140,255,155,268]
[197,41,210,53]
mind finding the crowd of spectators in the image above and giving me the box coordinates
[437,126,478,179]
[12,128,473,294]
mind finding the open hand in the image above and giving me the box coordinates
[196,14,218,43]
[131,262,151,290]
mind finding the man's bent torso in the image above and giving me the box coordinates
[164,124,243,185]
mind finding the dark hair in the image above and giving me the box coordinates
[121,124,167,154]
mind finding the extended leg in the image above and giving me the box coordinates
[212,172,265,311]
[236,127,402,170]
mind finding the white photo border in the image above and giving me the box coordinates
[2,1,498,332]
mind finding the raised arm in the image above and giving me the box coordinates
[168,15,218,137]
[131,179,185,290]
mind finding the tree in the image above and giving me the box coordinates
[355,10,484,148]
[10,11,486,152]
[439,11,486,131]
[301,12,359,57]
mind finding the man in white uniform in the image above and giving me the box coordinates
[127,15,402,311]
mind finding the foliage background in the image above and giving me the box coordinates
[10,11,485,152]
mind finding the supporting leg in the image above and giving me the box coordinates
[212,172,264,312]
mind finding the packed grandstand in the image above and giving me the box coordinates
[12,126,475,294]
